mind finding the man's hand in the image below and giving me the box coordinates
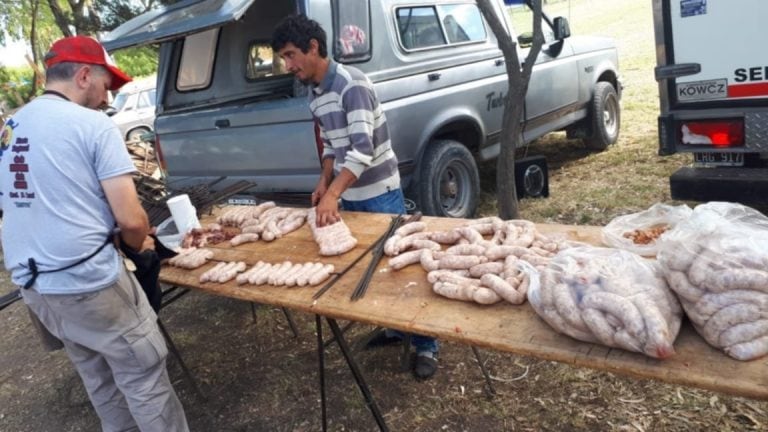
[139,227,157,252]
[139,235,156,252]
[311,181,328,206]
[315,193,340,227]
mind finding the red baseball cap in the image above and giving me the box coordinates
[44,35,132,91]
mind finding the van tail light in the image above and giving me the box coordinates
[153,134,168,173]
[680,119,744,147]
[314,120,323,165]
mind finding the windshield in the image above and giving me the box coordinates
[112,92,129,111]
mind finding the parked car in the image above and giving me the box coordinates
[107,76,157,141]
[103,0,621,217]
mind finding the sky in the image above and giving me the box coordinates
[0,39,31,67]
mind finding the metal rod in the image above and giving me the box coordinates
[350,215,404,301]
[315,315,327,432]
[471,346,497,398]
[322,321,357,349]
[282,307,300,338]
[326,318,389,432]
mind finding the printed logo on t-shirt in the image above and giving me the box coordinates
[0,118,15,155]
[4,120,35,207]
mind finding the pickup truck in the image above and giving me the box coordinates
[104,0,621,218]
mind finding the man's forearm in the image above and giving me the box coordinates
[326,168,358,200]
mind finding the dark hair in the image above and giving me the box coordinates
[46,62,108,83]
[271,14,328,58]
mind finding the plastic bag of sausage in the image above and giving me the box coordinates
[601,203,692,257]
[657,201,768,360]
[528,246,682,359]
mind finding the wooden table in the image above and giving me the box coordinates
[160,210,768,410]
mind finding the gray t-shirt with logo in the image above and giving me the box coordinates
[0,95,136,294]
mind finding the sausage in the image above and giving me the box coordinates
[437,255,486,270]
[308,264,335,286]
[388,249,425,270]
[230,232,260,246]
[276,263,304,286]
[297,263,325,286]
[429,230,462,245]
[481,273,525,304]
[250,263,275,285]
[469,262,504,278]
[394,221,426,237]
[200,262,227,283]
[446,244,487,256]
[581,291,646,342]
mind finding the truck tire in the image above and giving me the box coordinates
[417,140,480,218]
[127,127,152,142]
[584,81,620,151]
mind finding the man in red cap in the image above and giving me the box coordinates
[0,36,189,431]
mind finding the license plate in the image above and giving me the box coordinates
[693,152,744,167]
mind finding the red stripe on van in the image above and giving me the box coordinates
[728,82,768,98]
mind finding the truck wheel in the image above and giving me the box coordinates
[127,127,151,142]
[584,81,620,151]
[417,140,479,218]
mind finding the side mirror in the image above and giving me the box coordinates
[104,107,117,117]
[553,17,571,40]
[517,32,533,48]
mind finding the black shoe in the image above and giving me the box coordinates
[364,329,403,349]
[413,353,438,380]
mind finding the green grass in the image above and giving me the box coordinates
[479,0,690,225]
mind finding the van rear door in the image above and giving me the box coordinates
[102,0,259,51]
[656,0,768,109]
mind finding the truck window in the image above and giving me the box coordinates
[137,91,153,109]
[506,4,555,48]
[177,28,219,92]
[246,42,288,80]
[396,3,486,51]
[332,0,371,63]
[437,4,486,44]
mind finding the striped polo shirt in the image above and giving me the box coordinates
[309,61,401,201]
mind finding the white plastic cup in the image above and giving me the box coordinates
[166,194,201,235]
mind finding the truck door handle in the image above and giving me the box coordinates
[428,73,441,81]
[215,119,230,128]
[495,59,505,66]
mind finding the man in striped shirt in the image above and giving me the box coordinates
[272,15,439,380]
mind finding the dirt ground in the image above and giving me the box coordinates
[2,254,768,432]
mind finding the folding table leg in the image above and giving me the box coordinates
[282,308,299,338]
[400,334,412,372]
[315,315,328,432]
[157,319,206,401]
[322,321,357,349]
[250,302,258,323]
[326,318,389,432]
[471,346,497,397]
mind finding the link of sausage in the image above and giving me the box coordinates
[581,291,646,342]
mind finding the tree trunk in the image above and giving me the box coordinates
[28,0,40,98]
[47,0,73,37]
[475,0,544,220]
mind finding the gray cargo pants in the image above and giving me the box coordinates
[22,264,189,432]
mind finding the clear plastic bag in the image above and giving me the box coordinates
[601,203,692,257]
[529,246,682,359]
[657,202,768,360]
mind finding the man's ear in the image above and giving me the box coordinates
[308,38,319,55]
[74,65,91,89]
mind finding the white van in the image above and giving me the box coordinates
[108,75,157,141]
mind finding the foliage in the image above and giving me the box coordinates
[114,46,159,78]
[0,65,37,110]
